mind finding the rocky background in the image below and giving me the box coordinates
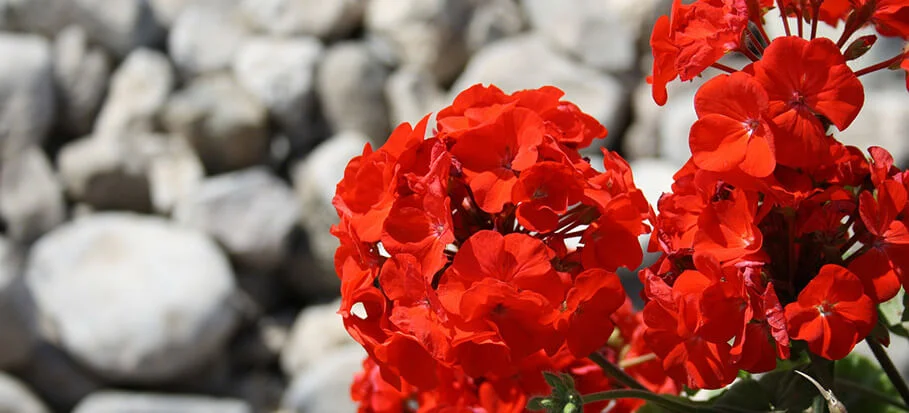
[0,0,906,412]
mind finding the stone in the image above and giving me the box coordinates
[93,48,174,139]
[168,0,251,78]
[24,213,241,383]
[521,0,658,73]
[281,344,365,413]
[56,136,153,213]
[657,88,697,168]
[52,25,111,138]
[622,81,663,160]
[629,158,678,208]
[280,299,354,376]
[68,0,166,57]
[148,0,194,28]
[145,135,205,214]
[173,167,300,271]
[465,0,525,53]
[230,314,291,369]
[0,0,70,35]
[0,372,50,413]
[0,146,66,243]
[0,33,55,159]
[289,131,370,295]
[452,34,628,145]
[240,0,365,39]
[14,342,103,412]
[385,66,446,126]
[0,237,36,369]
[0,0,164,56]
[836,89,909,165]
[161,74,269,174]
[317,42,391,146]
[230,371,285,413]
[232,37,324,146]
[365,0,472,85]
[72,392,252,413]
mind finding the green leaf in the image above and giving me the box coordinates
[879,288,909,338]
[757,369,818,412]
[543,371,565,392]
[834,352,906,413]
[527,397,547,411]
[714,378,775,411]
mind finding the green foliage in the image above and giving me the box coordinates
[879,288,909,338]
[834,353,906,413]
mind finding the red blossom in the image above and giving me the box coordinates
[784,265,876,360]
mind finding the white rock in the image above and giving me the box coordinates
[56,136,152,212]
[280,299,354,376]
[365,0,472,84]
[465,0,525,53]
[0,237,36,369]
[0,0,70,35]
[93,48,174,139]
[0,146,66,243]
[452,34,628,142]
[174,167,300,271]
[622,81,663,159]
[658,88,697,168]
[73,392,252,413]
[161,74,269,174]
[629,158,678,208]
[53,25,111,137]
[0,372,50,413]
[290,131,369,292]
[0,0,164,56]
[385,66,446,126]
[836,89,909,162]
[316,42,391,145]
[148,0,194,28]
[146,135,204,214]
[521,0,656,72]
[24,213,241,383]
[0,33,55,159]
[168,0,251,78]
[240,0,365,39]
[232,37,324,145]
[281,344,365,413]
[68,0,165,57]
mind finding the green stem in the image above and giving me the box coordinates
[580,389,707,413]
[589,352,648,391]
[865,336,909,408]
[836,378,909,411]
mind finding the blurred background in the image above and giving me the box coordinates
[0,0,906,412]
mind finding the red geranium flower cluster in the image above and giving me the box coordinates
[643,0,909,390]
[333,84,674,411]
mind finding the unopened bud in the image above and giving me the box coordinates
[844,35,877,61]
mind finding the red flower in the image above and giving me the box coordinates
[559,268,626,358]
[693,187,763,261]
[785,265,876,360]
[648,0,750,105]
[855,0,909,39]
[649,15,679,106]
[689,72,777,177]
[748,36,864,169]
[850,179,909,302]
[642,269,739,389]
[512,161,584,233]
[448,106,544,214]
